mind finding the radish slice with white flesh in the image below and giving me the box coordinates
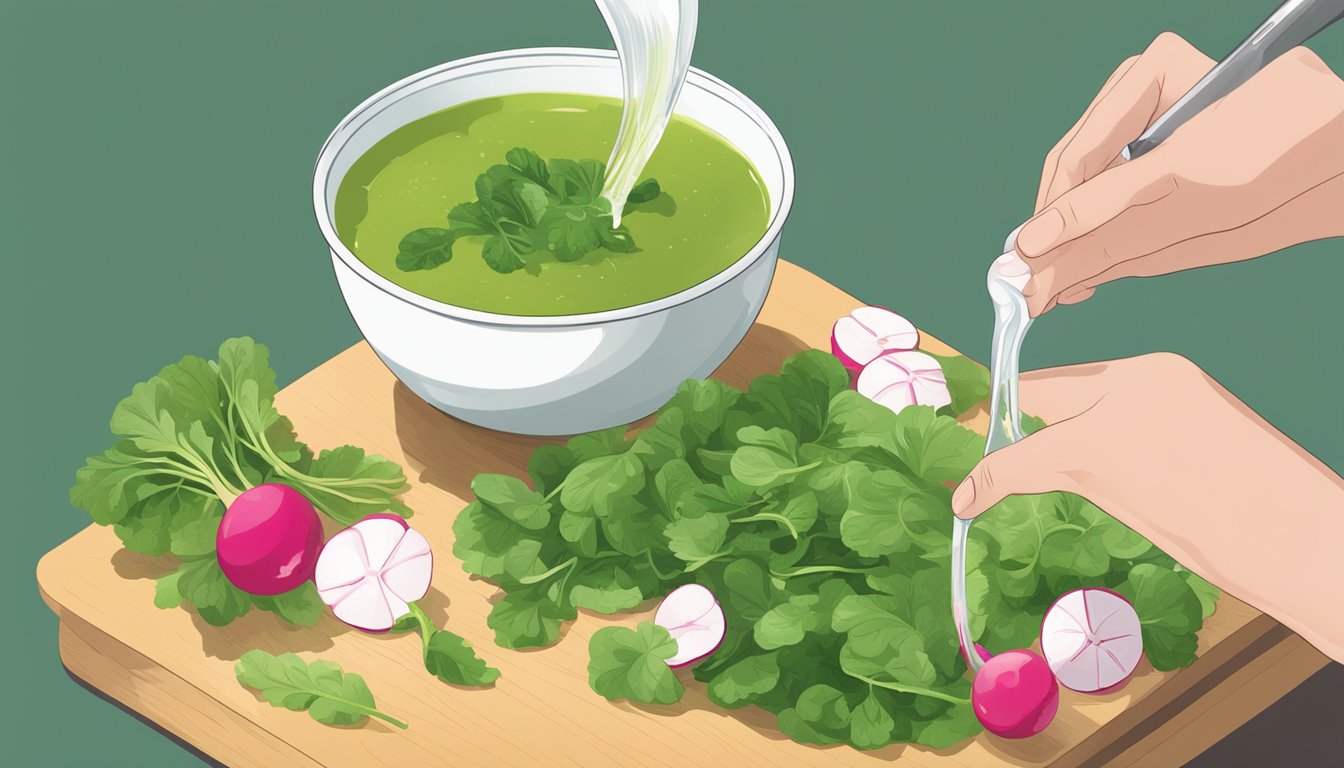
[831,307,919,372]
[654,584,726,668]
[1041,588,1143,694]
[856,350,952,414]
[314,514,433,633]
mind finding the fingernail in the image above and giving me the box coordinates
[951,477,976,518]
[1017,209,1065,257]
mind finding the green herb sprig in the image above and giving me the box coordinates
[453,349,1219,750]
[70,337,412,626]
[235,650,408,729]
[396,147,663,274]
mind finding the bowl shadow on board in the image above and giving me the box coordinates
[389,322,815,503]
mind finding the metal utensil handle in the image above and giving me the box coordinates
[1124,0,1344,160]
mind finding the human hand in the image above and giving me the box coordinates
[1017,32,1344,316]
[950,353,1344,662]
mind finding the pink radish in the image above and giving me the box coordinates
[314,514,433,632]
[1041,588,1143,694]
[653,584,726,668]
[216,483,324,596]
[831,307,919,372]
[971,649,1059,739]
[855,350,952,414]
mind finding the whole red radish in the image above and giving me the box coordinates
[216,483,324,596]
[972,649,1059,738]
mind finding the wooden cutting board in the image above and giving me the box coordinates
[37,260,1328,768]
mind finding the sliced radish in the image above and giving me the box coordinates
[831,307,919,372]
[216,483,324,596]
[1041,588,1143,694]
[314,514,433,632]
[653,584,726,668]
[972,649,1059,739]
[855,350,952,414]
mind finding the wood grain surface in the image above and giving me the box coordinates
[37,260,1328,767]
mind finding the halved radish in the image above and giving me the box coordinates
[653,584,726,668]
[972,649,1059,738]
[855,350,952,414]
[1040,588,1143,694]
[831,307,919,372]
[314,514,433,632]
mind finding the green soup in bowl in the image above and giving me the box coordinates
[334,93,771,316]
[314,48,794,435]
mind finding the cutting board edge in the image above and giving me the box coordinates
[56,609,321,768]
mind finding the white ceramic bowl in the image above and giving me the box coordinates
[313,48,794,435]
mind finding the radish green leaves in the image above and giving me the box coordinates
[70,337,412,626]
[455,349,1220,750]
[397,147,664,274]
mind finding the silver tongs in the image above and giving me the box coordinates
[1124,0,1344,160]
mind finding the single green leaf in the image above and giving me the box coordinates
[1119,564,1204,670]
[154,569,184,609]
[548,158,605,204]
[505,147,552,192]
[424,630,501,687]
[560,453,644,517]
[527,444,576,496]
[252,582,325,627]
[396,227,455,271]
[487,585,575,649]
[665,513,729,563]
[850,690,897,750]
[472,473,550,530]
[568,560,647,614]
[839,469,948,557]
[235,650,406,729]
[927,354,991,416]
[176,558,253,625]
[1181,570,1221,620]
[706,652,781,708]
[755,594,825,649]
[587,622,684,705]
[888,406,984,485]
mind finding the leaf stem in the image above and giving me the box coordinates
[407,601,435,662]
[732,512,799,539]
[772,564,876,579]
[518,557,578,585]
[644,550,682,581]
[851,674,970,705]
[543,480,567,503]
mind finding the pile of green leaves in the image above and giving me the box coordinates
[70,338,412,627]
[235,650,408,729]
[454,349,1219,749]
[396,147,663,274]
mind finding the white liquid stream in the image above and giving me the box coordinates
[595,0,698,226]
[952,225,1034,674]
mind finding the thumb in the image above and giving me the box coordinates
[951,424,1081,520]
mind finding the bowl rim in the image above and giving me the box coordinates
[312,47,795,329]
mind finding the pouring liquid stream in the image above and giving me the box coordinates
[952,231,1034,673]
[595,0,698,226]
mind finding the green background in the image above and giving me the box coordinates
[5,1,1341,764]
